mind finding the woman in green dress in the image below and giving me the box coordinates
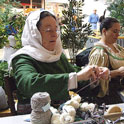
[9,10,109,114]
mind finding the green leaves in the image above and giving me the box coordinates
[12,13,26,49]
[61,0,92,63]
[107,0,124,34]
[0,61,8,87]
[0,0,26,49]
[0,23,9,48]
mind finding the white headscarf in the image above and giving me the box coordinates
[8,10,63,67]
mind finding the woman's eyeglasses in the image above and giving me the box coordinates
[41,27,60,35]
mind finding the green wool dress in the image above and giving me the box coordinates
[12,53,82,104]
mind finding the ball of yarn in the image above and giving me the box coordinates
[65,100,79,109]
[60,112,75,123]
[50,106,59,114]
[31,92,52,124]
[71,94,81,103]
[80,102,89,111]
[62,105,76,117]
[51,113,61,124]
[31,92,51,111]
[87,103,95,112]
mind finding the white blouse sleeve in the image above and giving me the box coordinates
[68,72,78,90]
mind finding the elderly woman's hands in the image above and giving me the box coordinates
[77,65,109,82]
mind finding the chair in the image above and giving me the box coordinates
[3,75,17,116]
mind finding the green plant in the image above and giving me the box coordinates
[10,13,26,49]
[0,0,26,49]
[0,23,9,48]
[0,62,8,87]
[0,1,26,87]
[107,0,124,34]
[61,0,92,63]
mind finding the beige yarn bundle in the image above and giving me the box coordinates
[31,92,52,124]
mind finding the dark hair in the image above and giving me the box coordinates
[99,16,105,23]
[37,11,56,30]
[99,9,106,23]
[100,17,119,34]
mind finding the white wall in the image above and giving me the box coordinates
[82,0,111,30]
[83,0,110,23]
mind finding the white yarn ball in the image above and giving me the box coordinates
[80,102,89,111]
[60,112,75,124]
[80,102,95,112]
[51,113,61,124]
[88,103,95,112]
[62,105,76,117]
[70,100,80,109]
[71,95,81,103]
[50,107,59,114]
[65,100,79,109]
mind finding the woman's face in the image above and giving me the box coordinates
[39,16,59,51]
[103,22,120,44]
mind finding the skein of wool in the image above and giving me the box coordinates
[31,92,52,124]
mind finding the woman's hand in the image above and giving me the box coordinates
[77,65,109,81]
[110,66,124,78]
[98,67,110,80]
[117,66,124,77]
[77,65,99,81]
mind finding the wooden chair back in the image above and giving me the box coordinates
[4,75,17,115]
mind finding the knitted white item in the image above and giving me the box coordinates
[31,92,52,124]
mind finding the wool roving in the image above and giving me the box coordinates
[31,92,52,124]
[51,113,61,124]
[64,99,80,109]
[60,112,75,124]
[51,94,81,124]
[71,94,81,103]
[80,102,95,112]
[62,105,76,117]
